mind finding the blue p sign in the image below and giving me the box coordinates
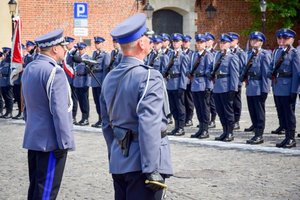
[74,3,88,19]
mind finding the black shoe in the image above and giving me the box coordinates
[246,136,264,144]
[215,132,227,141]
[208,121,216,129]
[276,138,289,148]
[0,112,3,118]
[198,131,209,139]
[91,121,102,128]
[12,113,23,120]
[3,112,12,119]
[167,118,173,124]
[174,128,185,136]
[233,122,240,130]
[223,133,234,142]
[282,139,296,148]
[78,119,89,126]
[298,134,300,138]
[185,120,193,127]
[271,127,285,135]
[244,125,254,132]
[191,130,201,138]
[167,128,178,136]
[196,124,200,128]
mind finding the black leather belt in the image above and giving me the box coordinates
[76,73,87,76]
[278,72,292,78]
[194,73,205,77]
[216,74,229,79]
[169,73,181,78]
[248,75,262,80]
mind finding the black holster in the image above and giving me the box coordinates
[113,126,132,157]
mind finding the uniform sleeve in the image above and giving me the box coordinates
[261,52,272,94]
[229,55,240,91]
[179,54,189,90]
[291,50,300,94]
[103,53,111,79]
[100,91,114,159]
[205,53,214,90]
[137,70,164,173]
[49,67,73,150]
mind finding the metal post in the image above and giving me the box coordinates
[262,11,266,34]
[11,14,14,41]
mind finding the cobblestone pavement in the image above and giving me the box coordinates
[0,89,300,200]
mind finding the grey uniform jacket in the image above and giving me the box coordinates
[100,56,173,175]
[22,54,75,152]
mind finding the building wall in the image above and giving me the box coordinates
[0,1,14,48]
[17,0,141,52]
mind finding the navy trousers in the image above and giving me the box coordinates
[168,89,186,129]
[0,87,3,113]
[273,95,284,129]
[274,95,296,132]
[192,91,210,124]
[213,92,234,127]
[247,95,266,130]
[184,83,194,122]
[75,86,90,119]
[92,86,102,118]
[27,150,67,200]
[70,84,78,119]
[112,171,164,200]
[1,85,13,113]
[209,92,217,121]
[13,84,22,112]
[233,86,242,123]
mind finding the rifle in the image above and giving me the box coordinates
[163,51,179,78]
[271,45,291,80]
[188,51,206,80]
[239,49,258,82]
[209,52,226,81]
[108,48,119,71]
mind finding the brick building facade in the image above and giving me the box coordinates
[1,0,299,51]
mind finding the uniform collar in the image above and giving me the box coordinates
[197,50,205,55]
[38,53,57,65]
[120,56,144,66]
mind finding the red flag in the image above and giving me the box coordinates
[10,16,23,85]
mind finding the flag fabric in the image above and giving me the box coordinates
[10,16,23,85]
[63,53,74,79]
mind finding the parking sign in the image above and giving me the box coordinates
[74,3,88,19]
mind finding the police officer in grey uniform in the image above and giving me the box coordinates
[189,34,214,139]
[0,47,13,119]
[91,36,110,128]
[22,29,75,200]
[228,32,244,130]
[205,32,218,128]
[240,31,271,144]
[109,38,123,71]
[182,34,195,127]
[269,28,300,148]
[164,33,189,136]
[100,13,172,200]
[207,34,240,142]
[73,42,91,126]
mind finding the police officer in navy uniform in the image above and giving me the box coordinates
[205,32,218,129]
[207,34,240,142]
[228,32,244,130]
[73,42,91,126]
[109,38,123,71]
[189,34,214,139]
[22,29,75,200]
[0,47,13,119]
[100,13,172,200]
[64,36,78,124]
[164,33,189,136]
[91,36,110,128]
[23,40,36,68]
[148,35,169,73]
[240,31,271,144]
[182,34,195,127]
[269,28,300,148]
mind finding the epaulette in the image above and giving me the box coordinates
[139,64,153,69]
[49,62,55,67]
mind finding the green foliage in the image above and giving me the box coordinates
[242,0,300,36]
